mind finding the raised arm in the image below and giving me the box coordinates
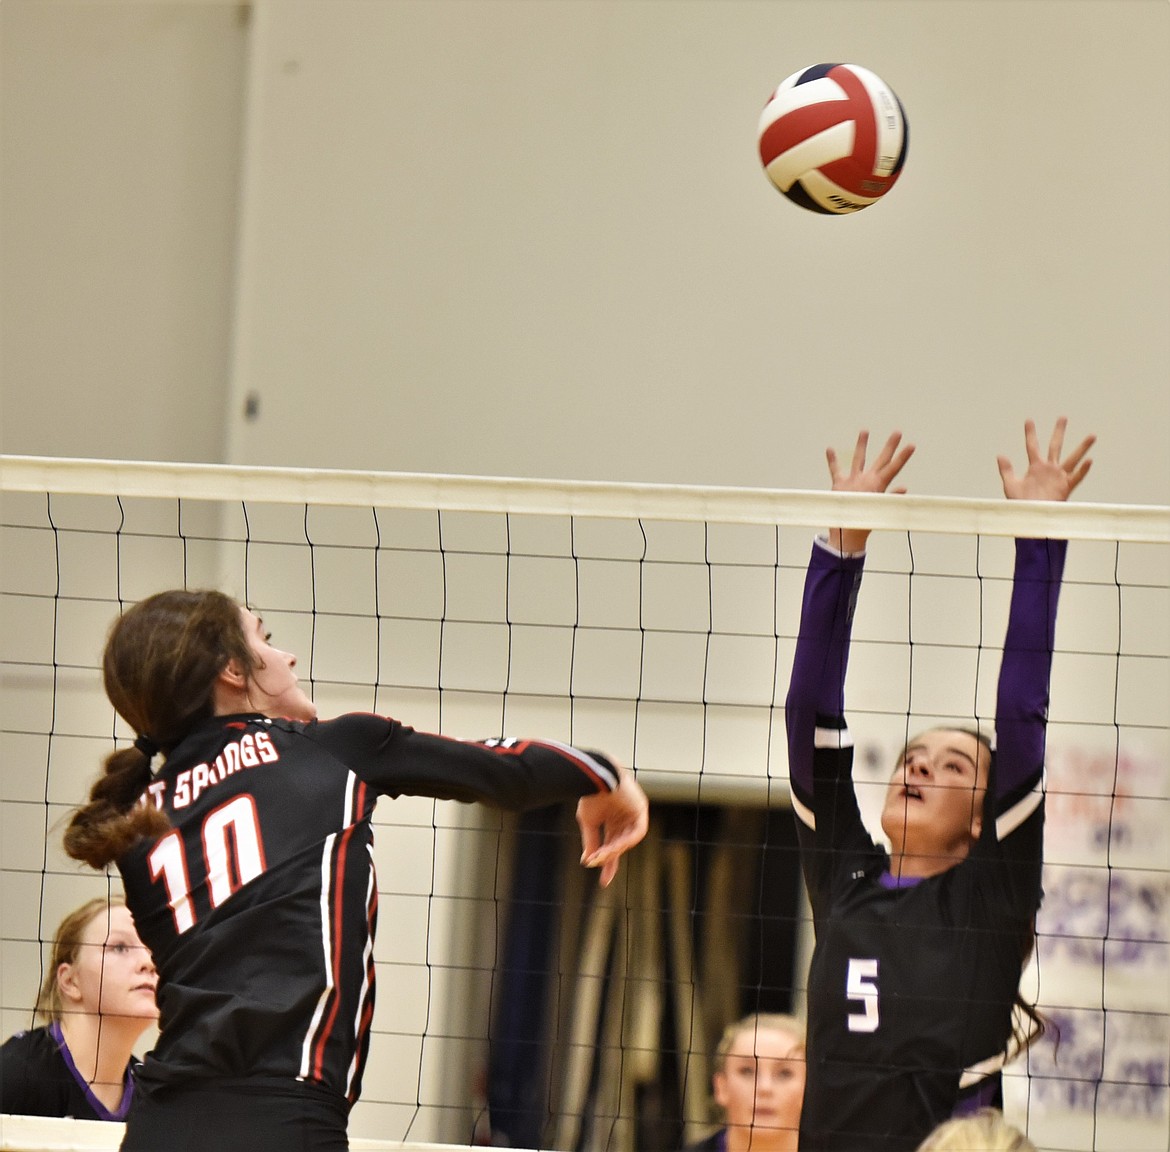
[311,714,648,887]
[787,431,915,803]
[825,428,916,554]
[785,541,864,805]
[993,419,1095,813]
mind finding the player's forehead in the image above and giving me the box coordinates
[725,1026,802,1060]
[80,903,135,944]
[904,728,983,766]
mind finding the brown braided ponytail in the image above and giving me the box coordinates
[64,590,257,869]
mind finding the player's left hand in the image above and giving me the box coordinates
[997,417,1095,503]
[576,766,649,888]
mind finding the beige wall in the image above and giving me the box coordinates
[1,0,247,462]
[2,1,1167,501]
[1,3,1167,1148]
[223,0,1170,504]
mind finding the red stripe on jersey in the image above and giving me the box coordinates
[554,748,609,791]
[759,100,853,167]
[347,871,380,1103]
[311,822,358,1080]
[349,995,376,1106]
[484,738,610,792]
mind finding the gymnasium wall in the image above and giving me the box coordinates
[2,1,1167,501]
[1,2,1167,1148]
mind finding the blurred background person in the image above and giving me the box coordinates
[1,897,158,1120]
[684,1013,804,1152]
[916,1108,1038,1151]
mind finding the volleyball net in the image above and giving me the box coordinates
[1,456,1166,1152]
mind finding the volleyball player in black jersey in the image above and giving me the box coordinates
[786,419,1094,1152]
[63,589,648,1151]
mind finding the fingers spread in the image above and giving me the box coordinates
[884,442,915,484]
[1067,457,1093,493]
[1023,418,1041,463]
[1063,433,1096,473]
[825,447,840,484]
[850,430,870,475]
[1046,415,1068,462]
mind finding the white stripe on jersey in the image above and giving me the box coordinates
[298,831,338,1081]
[995,771,1045,840]
[540,740,619,791]
[794,726,854,830]
[344,844,377,1098]
[343,771,357,826]
[814,725,854,750]
[792,791,816,831]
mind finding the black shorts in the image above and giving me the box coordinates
[121,1078,350,1152]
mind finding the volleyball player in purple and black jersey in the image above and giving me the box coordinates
[785,420,1094,1152]
[63,589,649,1152]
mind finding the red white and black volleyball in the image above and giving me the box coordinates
[758,63,908,214]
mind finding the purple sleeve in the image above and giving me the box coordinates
[993,538,1066,808]
[785,540,865,803]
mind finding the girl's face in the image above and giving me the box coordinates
[58,904,158,1021]
[712,1025,805,1140]
[238,608,317,722]
[880,729,990,860]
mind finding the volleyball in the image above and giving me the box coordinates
[758,63,908,215]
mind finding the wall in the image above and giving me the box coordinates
[0,0,247,462]
[1,2,1167,1148]
[225,0,1167,500]
[2,2,1167,501]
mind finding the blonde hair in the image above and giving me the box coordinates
[916,1109,1037,1152]
[34,897,125,1025]
[713,1012,805,1071]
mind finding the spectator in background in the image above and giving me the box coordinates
[916,1108,1037,1151]
[685,1013,805,1152]
[1,897,158,1120]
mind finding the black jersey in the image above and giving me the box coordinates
[0,1023,136,1121]
[116,712,617,1107]
[786,538,1063,1151]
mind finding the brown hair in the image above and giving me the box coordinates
[35,897,123,1025]
[63,589,257,869]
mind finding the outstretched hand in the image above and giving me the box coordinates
[827,429,916,495]
[997,418,1095,503]
[576,767,649,888]
[825,430,915,553]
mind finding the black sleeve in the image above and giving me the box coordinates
[1,1031,66,1117]
[303,713,619,808]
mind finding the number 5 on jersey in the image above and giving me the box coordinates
[847,958,879,1033]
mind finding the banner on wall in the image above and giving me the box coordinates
[1023,741,1169,1130]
